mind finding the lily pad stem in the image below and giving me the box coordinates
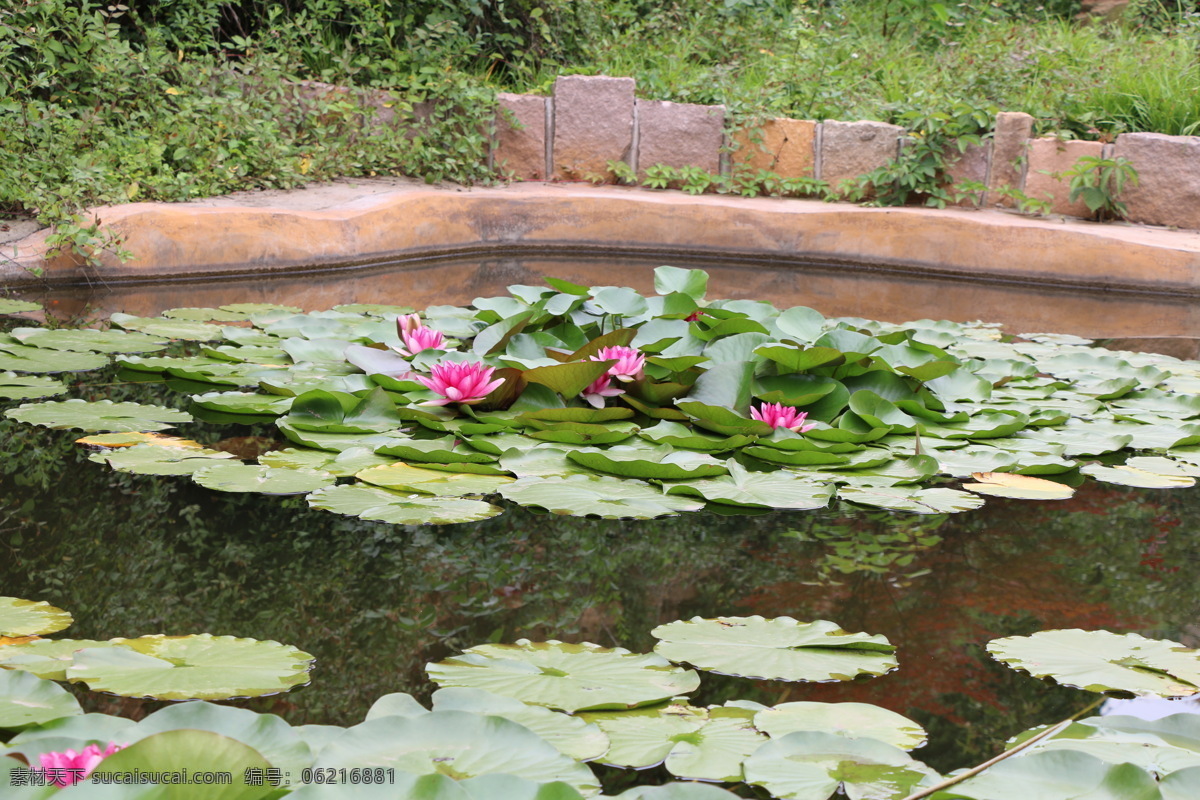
[898,697,1103,800]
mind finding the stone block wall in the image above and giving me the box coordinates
[360,73,1200,232]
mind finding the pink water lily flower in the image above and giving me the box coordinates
[394,313,445,357]
[582,374,625,409]
[39,742,124,786]
[752,402,817,433]
[417,361,505,406]
[590,346,645,382]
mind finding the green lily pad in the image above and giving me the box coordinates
[637,420,755,452]
[753,702,927,750]
[1080,463,1196,489]
[650,616,898,682]
[664,462,833,510]
[837,485,986,513]
[988,630,1200,697]
[65,633,314,700]
[314,711,600,795]
[6,399,191,432]
[0,597,73,637]
[162,306,254,321]
[258,446,395,477]
[0,372,66,399]
[499,475,705,519]
[376,435,500,464]
[427,639,701,712]
[0,669,82,730]
[939,749,1154,800]
[566,445,728,480]
[11,327,168,354]
[581,703,763,781]
[109,312,224,341]
[0,298,41,315]
[89,729,276,798]
[431,688,610,762]
[0,344,109,373]
[0,638,113,680]
[192,464,336,495]
[190,391,293,416]
[91,444,237,475]
[357,463,515,496]
[742,730,936,800]
[307,484,504,525]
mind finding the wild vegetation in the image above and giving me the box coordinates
[3,0,1200,257]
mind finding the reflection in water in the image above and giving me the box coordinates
[3,263,1200,776]
[15,254,1200,346]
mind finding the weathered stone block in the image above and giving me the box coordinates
[820,120,903,193]
[1113,132,1200,230]
[943,141,991,207]
[730,118,817,179]
[989,111,1034,206]
[636,100,724,176]
[1024,137,1104,218]
[494,93,547,180]
[553,75,636,181]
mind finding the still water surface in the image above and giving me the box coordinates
[3,257,1199,778]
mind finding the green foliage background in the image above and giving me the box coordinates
[5,0,1200,253]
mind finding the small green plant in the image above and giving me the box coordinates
[641,163,680,190]
[1060,155,1140,221]
[986,184,1052,216]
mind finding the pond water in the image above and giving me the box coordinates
[3,256,1199,783]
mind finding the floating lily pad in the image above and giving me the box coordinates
[91,444,236,476]
[0,372,66,399]
[1080,463,1196,489]
[566,446,728,480]
[193,464,336,495]
[427,639,701,712]
[742,730,936,800]
[190,391,293,416]
[0,298,41,315]
[753,702,927,750]
[259,446,395,477]
[91,729,275,798]
[11,327,168,354]
[961,472,1075,500]
[431,688,610,762]
[500,475,705,519]
[0,597,73,637]
[939,748,1153,800]
[109,312,224,341]
[357,463,515,496]
[5,399,191,432]
[664,462,833,510]
[76,431,204,449]
[0,344,109,373]
[837,485,985,514]
[650,616,898,682]
[0,638,113,680]
[987,629,1200,697]
[65,633,315,700]
[314,711,600,795]
[581,703,763,781]
[307,484,504,525]
[0,668,82,730]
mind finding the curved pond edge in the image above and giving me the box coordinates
[5,182,1200,297]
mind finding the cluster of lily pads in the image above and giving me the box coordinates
[3,595,1200,798]
[2,266,1200,524]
